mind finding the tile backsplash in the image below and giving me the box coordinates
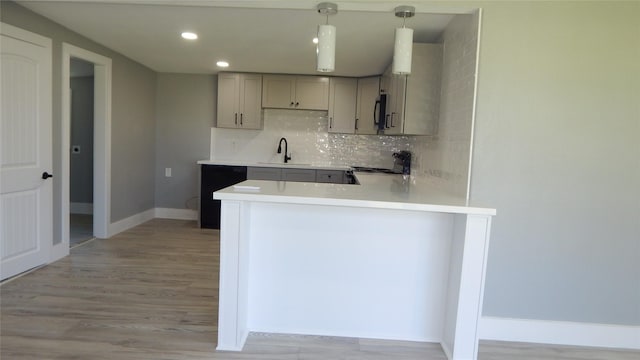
[211,109,424,171]
[419,13,479,199]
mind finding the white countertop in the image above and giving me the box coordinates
[214,173,496,216]
[197,159,352,171]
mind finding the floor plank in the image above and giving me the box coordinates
[1,219,637,359]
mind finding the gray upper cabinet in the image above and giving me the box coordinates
[355,77,381,135]
[217,73,263,129]
[262,75,329,110]
[382,65,405,135]
[381,43,443,136]
[328,77,357,134]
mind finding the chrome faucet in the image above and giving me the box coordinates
[277,137,292,163]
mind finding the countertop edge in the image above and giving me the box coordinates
[214,189,496,216]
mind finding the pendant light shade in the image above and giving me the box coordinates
[392,5,415,75]
[393,27,413,74]
[316,2,338,73]
[317,24,336,72]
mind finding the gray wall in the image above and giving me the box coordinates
[70,75,94,204]
[470,1,640,325]
[154,74,215,209]
[1,1,157,237]
[110,52,156,219]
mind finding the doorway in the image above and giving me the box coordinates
[55,43,112,261]
[69,58,95,247]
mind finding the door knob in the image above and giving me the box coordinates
[42,172,53,180]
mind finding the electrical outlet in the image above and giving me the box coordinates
[165,168,172,177]
[72,145,81,154]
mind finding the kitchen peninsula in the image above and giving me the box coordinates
[213,173,495,360]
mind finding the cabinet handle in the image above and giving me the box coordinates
[355,118,359,130]
[295,102,299,107]
[240,113,243,126]
[234,113,238,125]
[391,112,396,128]
[290,101,294,107]
[385,114,390,129]
[329,117,333,129]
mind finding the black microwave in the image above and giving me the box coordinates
[374,93,387,133]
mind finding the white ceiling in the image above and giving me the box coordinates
[17,1,465,76]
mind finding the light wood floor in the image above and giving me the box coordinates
[1,219,638,359]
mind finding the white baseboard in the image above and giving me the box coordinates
[70,202,93,214]
[106,208,197,238]
[480,316,640,350]
[154,207,197,220]
[107,208,155,238]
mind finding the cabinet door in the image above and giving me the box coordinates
[403,43,442,135]
[386,74,406,135]
[239,74,263,129]
[328,78,357,134]
[217,73,240,128]
[200,165,247,229]
[262,75,295,109]
[295,76,329,110]
[355,77,380,135]
[247,167,282,181]
[282,168,316,182]
[380,66,393,132]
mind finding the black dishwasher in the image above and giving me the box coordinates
[200,165,247,229]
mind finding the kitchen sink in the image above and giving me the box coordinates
[257,162,311,166]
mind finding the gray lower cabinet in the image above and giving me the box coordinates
[247,167,282,180]
[282,168,316,182]
[316,170,345,184]
[247,166,349,184]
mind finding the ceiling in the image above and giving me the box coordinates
[17,1,468,76]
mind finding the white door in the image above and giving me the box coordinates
[0,23,53,280]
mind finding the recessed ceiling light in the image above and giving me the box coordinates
[181,32,198,40]
[216,61,229,68]
[312,37,319,44]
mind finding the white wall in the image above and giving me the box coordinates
[471,1,640,326]
[420,13,480,199]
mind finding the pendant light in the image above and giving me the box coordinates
[393,5,415,75]
[316,2,338,72]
